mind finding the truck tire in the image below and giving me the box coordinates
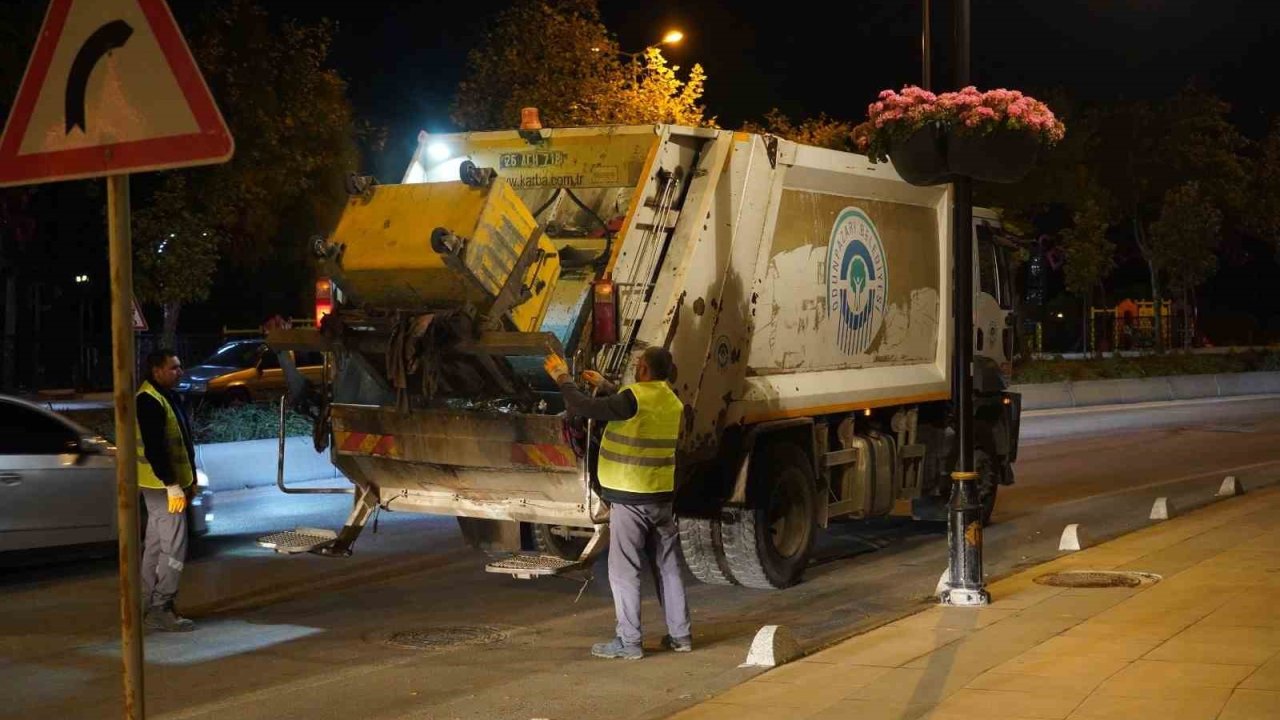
[719,442,816,589]
[677,515,736,585]
[532,523,590,560]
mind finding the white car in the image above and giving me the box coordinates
[0,395,212,553]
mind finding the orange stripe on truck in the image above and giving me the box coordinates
[511,443,577,469]
[335,431,398,458]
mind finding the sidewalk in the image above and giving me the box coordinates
[671,484,1280,720]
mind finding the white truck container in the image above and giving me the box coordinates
[265,123,1021,589]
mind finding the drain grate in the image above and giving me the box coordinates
[385,625,508,651]
[1034,570,1161,588]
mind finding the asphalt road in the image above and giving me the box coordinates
[2,395,1279,720]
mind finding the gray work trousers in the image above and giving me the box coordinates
[140,488,189,610]
[607,502,691,646]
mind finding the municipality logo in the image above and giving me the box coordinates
[827,208,888,355]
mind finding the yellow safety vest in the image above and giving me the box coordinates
[597,381,683,495]
[135,382,195,490]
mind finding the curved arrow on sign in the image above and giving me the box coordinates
[65,19,134,134]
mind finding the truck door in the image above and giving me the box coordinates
[974,225,1014,381]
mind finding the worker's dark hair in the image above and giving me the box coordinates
[641,346,674,381]
[145,348,177,377]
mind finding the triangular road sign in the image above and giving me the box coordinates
[131,296,148,332]
[0,0,234,187]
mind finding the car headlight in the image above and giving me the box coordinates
[196,469,209,489]
[187,379,208,393]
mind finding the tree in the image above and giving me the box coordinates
[741,109,860,152]
[135,0,360,341]
[133,177,220,344]
[1093,85,1247,350]
[452,0,713,130]
[583,47,713,127]
[1149,182,1222,349]
[1060,198,1115,353]
[1246,119,1280,260]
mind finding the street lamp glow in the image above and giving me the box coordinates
[1056,312,1065,319]
[427,142,451,161]
[661,30,684,45]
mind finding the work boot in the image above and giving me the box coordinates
[591,637,643,660]
[662,634,693,653]
[144,606,195,633]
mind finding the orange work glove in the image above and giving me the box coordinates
[581,370,605,388]
[543,354,570,384]
[166,484,188,514]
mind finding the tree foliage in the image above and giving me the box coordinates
[134,0,360,340]
[741,109,860,152]
[1246,120,1280,257]
[1151,182,1222,298]
[452,0,712,130]
[1061,198,1115,299]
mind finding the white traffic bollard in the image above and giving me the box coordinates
[1150,497,1175,521]
[740,625,803,668]
[1217,476,1245,497]
[1059,524,1086,552]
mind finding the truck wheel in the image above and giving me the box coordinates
[677,515,736,585]
[719,442,816,589]
[532,523,590,560]
[976,448,999,526]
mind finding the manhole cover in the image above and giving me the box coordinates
[384,625,508,651]
[1034,570,1160,588]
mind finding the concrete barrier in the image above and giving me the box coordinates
[1215,372,1280,397]
[1167,374,1221,401]
[1013,371,1280,411]
[195,436,345,493]
[1015,382,1075,411]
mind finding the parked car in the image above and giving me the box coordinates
[176,339,325,405]
[0,395,212,554]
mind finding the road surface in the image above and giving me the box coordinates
[2,395,1279,720]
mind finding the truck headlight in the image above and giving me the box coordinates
[196,469,210,488]
[188,379,208,393]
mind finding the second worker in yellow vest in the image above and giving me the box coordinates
[545,346,692,660]
[136,349,198,633]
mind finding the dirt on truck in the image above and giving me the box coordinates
[263,121,1022,590]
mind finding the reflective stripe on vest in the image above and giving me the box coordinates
[596,381,683,495]
[135,382,194,490]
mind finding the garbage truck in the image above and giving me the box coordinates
[262,120,1022,589]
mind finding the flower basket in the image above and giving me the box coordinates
[862,86,1064,184]
[889,124,953,186]
[946,128,1039,183]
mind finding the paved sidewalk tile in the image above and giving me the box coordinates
[932,687,1088,719]
[1218,689,1280,720]
[1241,654,1280,691]
[1094,659,1256,698]
[1065,691,1231,720]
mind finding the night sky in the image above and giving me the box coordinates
[282,0,1280,178]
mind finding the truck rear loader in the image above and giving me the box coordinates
[263,121,1022,589]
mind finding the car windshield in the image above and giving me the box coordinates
[204,342,263,368]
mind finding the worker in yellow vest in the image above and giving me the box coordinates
[544,346,691,660]
[136,349,197,632]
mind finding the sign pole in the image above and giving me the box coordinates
[108,172,145,719]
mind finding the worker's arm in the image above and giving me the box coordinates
[136,392,176,486]
[559,382,638,422]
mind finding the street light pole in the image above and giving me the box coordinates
[922,0,932,91]
[942,0,989,607]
